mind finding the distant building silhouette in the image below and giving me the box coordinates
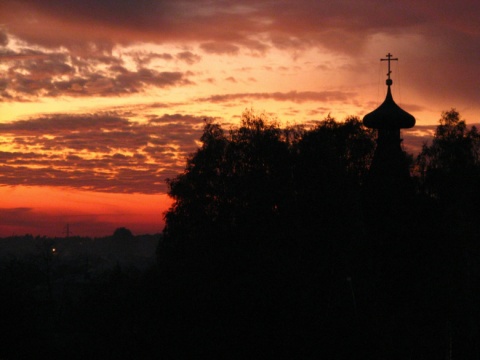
[362,53,416,212]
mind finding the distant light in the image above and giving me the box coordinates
[52,248,56,253]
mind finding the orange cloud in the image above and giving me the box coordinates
[2,0,480,109]
[0,113,206,193]
[1,49,193,101]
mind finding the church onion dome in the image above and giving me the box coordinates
[363,53,415,130]
[363,86,415,130]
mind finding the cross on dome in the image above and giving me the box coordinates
[381,53,398,86]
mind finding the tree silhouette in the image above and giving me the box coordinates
[113,227,134,240]
[294,115,375,227]
[414,109,480,358]
[162,111,293,252]
[157,110,379,356]
[417,108,480,217]
[160,111,376,261]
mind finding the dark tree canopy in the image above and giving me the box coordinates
[161,110,376,256]
[157,110,380,356]
[156,108,480,358]
[113,227,133,240]
[416,109,480,216]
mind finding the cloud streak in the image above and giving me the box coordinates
[0,109,438,196]
[199,90,357,104]
[0,48,193,100]
[0,113,207,193]
[3,1,477,51]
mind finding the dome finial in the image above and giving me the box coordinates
[381,53,398,86]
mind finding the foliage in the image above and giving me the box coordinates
[418,109,480,174]
[416,109,480,214]
[157,108,480,358]
[113,227,134,240]
[294,115,376,223]
[156,110,381,356]
[162,110,376,256]
[164,112,286,247]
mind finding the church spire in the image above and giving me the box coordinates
[362,53,416,204]
[363,53,415,130]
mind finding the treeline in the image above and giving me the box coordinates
[2,109,480,359]
[162,110,376,254]
[0,230,158,269]
[158,108,480,358]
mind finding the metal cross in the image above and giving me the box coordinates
[381,53,398,81]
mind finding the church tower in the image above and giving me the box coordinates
[362,54,416,211]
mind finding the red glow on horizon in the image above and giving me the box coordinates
[0,186,172,238]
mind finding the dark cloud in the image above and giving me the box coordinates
[200,42,240,55]
[0,1,440,52]
[401,104,428,113]
[0,113,206,193]
[0,49,192,99]
[1,0,480,107]
[176,51,201,64]
[199,90,357,104]
[2,1,478,53]
[129,52,174,67]
[113,68,192,93]
[0,114,129,134]
[402,122,480,155]
[0,29,8,46]
[402,125,437,155]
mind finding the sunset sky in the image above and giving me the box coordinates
[0,0,479,237]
